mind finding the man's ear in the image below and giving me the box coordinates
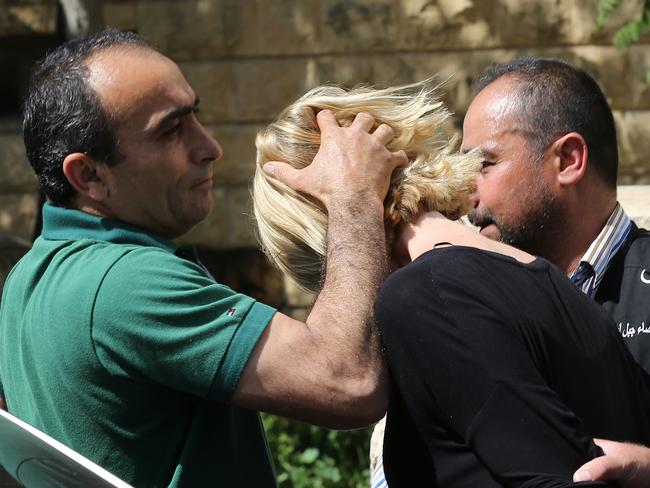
[62,153,111,201]
[550,132,588,187]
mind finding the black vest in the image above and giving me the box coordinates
[596,224,650,375]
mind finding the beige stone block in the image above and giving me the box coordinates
[0,192,39,241]
[618,185,650,228]
[627,44,650,108]
[566,0,649,45]
[0,134,38,192]
[243,0,321,56]
[398,0,489,50]
[614,111,650,184]
[183,59,310,123]
[207,124,264,186]
[180,61,234,123]
[182,185,257,249]
[140,0,322,59]
[0,2,57,35]
[229,59,312,121]
[103,1,136,31]
[308,56,375,88]
[137,0,243,60]
[396,0,571,51]
[320,0,400,52]
[434,46,636,112]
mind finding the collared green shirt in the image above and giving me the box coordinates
[0,203,277,487]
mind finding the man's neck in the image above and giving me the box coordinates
[553,198,618,275]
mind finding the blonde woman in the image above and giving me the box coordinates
[253,81,650,487]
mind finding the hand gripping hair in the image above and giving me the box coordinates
[253,80,482,293]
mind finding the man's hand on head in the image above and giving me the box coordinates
[574,439,650,487]
[262,110,407,209]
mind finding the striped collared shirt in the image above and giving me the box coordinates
[569,203,633,297]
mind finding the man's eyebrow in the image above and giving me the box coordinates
[460,146,495,159]
[478,148,497,160]
[461,142,497,159]
[153,96,200,132]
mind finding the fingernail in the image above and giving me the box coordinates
[573,470,592,482]
[263,163,276,176]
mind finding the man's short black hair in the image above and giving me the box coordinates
[473,57,618,189]
[23,28,152,206]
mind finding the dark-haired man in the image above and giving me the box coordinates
[462,57,650,486]
[0,28,406,487]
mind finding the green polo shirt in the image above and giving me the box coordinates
[0,203,277,487]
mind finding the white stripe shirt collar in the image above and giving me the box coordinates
[570,203,633,297]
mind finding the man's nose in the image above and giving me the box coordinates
[192,120,222,164]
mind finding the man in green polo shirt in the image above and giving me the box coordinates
[0,29,405,487]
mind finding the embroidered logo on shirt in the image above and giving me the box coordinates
[641,269,650,285]
[227,308,236,316]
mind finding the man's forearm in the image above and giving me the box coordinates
[306,197,388,417]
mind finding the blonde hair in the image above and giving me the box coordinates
[253,80,481,293]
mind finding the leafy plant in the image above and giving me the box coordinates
[597,0,650,81]
[597,0,650,47]
[262,414,373,488]
[597,0,625,27]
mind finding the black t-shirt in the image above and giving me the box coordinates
[377,246,650,488]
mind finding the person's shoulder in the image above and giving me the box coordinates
[382,246,491,296]
[104,245,210,285]
[410,245,490,267]
[407,245,517,277]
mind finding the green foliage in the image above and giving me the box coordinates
[614,9,650,47]
[596,0,650,46]
[262,414,373,488]
[596,0,624,27]
[596,0,650,81]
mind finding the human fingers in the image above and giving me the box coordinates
[573,440,650,487]
[373,124,395,145]
[350,112,376,132]
[391,149,408,169]
[263,161,303,192]
[315,110,339,134]
[573,455,627,484]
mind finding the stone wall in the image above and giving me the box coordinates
[0,0,649,312]
[158,0,650,250]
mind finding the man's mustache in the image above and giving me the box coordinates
[467,210,494,228]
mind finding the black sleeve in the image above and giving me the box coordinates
[377,255,607,488]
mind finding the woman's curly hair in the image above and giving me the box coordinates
[253,80,481,293]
